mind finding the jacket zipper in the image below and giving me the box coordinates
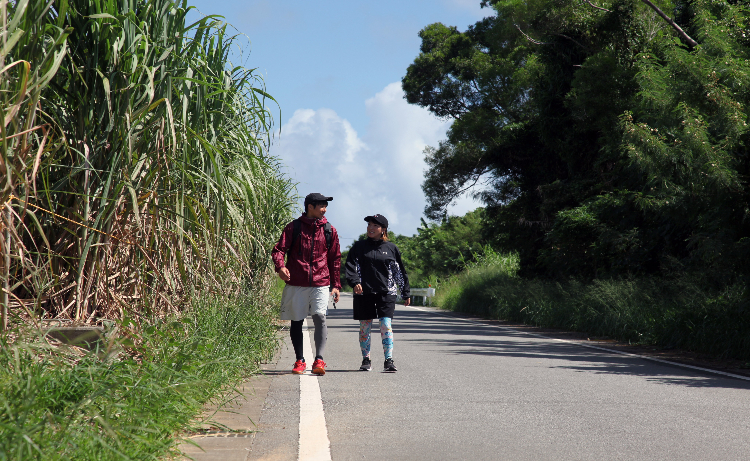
[308,226,315,286]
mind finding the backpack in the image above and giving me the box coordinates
[288,219,333,256]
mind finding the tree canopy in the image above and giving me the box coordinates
[403,0,750,281]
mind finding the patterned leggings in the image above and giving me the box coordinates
[359,317,393,360]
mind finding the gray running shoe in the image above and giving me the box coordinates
[360,357,372,371]
[383,358,397,372]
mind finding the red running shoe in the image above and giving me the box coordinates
[292,359,306,374]
[312,358,326,375]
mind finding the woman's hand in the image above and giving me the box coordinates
[354,284,363,295]
[404,297,411,307]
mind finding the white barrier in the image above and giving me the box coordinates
[410,287,436,306]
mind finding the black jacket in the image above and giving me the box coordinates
[345,238,410,298]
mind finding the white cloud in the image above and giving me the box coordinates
[272,82,483,249]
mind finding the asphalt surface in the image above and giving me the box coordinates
[249,292,750,461]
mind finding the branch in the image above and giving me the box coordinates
[583,0,611,13]
[555,33,589,51]
[455,171,486,198]
[640,0,698,47]
[515,24,549,45]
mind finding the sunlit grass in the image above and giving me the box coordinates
[0,289,280,460]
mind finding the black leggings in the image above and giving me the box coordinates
[290,314,327,360]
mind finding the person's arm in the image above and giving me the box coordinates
[271,222,293,281]
[394,246,411,305]
[327,227,342,301]
[327,227,342,290]
[344,242,362,294]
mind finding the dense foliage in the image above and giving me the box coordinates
[403,0,750,283]
[1,0,293,325]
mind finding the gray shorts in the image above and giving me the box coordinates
[280,285,329,321]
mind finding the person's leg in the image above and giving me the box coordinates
[284,286,310,374]
[379,317,393,360]
[308,287,330,375]
[290,320,304,361]
[308,287,330,359]
[380,317,397,372]
[359,319,373,371]
[311,313,327,359]
[359,319,373,358]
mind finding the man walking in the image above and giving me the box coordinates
[272,193,341,375]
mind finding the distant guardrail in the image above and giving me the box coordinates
[411,287,436,306]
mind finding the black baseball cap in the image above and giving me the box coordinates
[304,193,333,208]
[364,214,388,228]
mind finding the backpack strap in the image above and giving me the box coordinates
[324,222,332,250]
[288,219,302,256]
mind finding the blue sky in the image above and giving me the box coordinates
[187,1,490,247]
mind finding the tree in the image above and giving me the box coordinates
[403,0,750,280]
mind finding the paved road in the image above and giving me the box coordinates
[247,292,750,461]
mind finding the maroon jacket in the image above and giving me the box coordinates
[271,215,342,290]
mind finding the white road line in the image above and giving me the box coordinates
[408,305,750,382]
[298,318,331,461]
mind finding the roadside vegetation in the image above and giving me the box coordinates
[2,0,293,325]
[1,0,292,458]
[435,247,750,360]
[0,293,279,459]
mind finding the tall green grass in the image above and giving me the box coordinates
[436,249,750,360]
[0,290,280,460]
[1,0,294,325]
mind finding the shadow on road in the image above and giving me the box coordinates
[323,305,750,390]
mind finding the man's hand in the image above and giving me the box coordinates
[331,288,340,303]
[404,297,411,307]
[277,267,291,282]
[353,284,363,295]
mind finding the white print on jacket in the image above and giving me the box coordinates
[353,256,407,299]
[387,260,408,298]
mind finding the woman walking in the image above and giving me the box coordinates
[345,214,410,372]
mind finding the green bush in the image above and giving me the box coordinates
[436,254,750,360]
[0,293,280,460]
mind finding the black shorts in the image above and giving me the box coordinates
[353,293,396,320]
